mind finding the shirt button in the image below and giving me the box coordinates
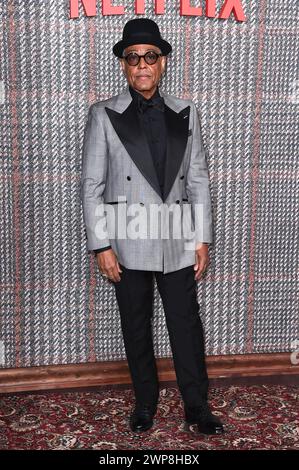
[127,176,131,181]
[180,175,184,179]
[140,202,144,206]
[176,200,180,204]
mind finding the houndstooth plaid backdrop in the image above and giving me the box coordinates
[1,1,298,368]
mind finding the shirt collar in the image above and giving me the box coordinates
[129,85,164,113]
[129,85,161,103]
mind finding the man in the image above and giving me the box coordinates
[81,18,224,435]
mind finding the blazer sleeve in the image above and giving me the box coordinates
[80,104,111,251]
[185,102,213,244]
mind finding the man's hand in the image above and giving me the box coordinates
[194,243,210,281]
[96,249,123,282]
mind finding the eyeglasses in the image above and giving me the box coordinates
[123,51,163,66]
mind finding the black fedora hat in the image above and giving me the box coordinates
[113,18,172,58]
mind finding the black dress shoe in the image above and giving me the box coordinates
[129,403,157,433]
[184,402,224,435]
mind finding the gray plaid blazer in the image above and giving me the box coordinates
[80,86,213,274]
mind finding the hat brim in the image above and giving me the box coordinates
[113,36,172,58]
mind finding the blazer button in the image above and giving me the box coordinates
[180,175,184,179]
[176,200,180,204]
[127,176,131,181]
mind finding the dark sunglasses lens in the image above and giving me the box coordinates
[126,53,139,65]
[145,52,159,64]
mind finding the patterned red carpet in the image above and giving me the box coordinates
[0,385,298,450]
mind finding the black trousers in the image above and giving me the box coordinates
[113,263,209,409]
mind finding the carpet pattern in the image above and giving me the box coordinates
[0,385,298,450]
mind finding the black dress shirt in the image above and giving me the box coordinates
[94,85,167,256]
[129,84,167,198]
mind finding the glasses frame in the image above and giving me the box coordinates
[123,50,163,66]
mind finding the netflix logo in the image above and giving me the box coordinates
[69,0,247,22]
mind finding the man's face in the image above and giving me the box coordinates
[120,44,166,95]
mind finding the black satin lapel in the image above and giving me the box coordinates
[163,104,190,202]
[105,102,162,198]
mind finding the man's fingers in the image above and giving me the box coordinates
[102,263,123,282]
[101,264,120,282]
[111,265,121,282]
[117,262,123,273]
[194,253,208,280]
[96,249,122,282]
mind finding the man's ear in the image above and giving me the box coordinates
[161,56,167,74]
[119,58,125,72]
